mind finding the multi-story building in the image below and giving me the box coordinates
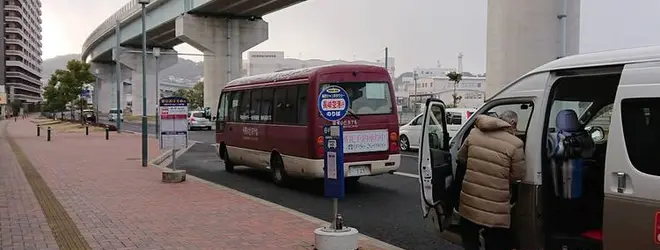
[1,0,43,109]
[244,51,396,79]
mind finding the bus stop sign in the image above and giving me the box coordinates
[318,86,350,121]
[318,85,350,199]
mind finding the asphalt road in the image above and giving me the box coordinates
[98,118,216,144]
[168,144,459,250]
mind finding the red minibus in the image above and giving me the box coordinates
[215,64,400,186]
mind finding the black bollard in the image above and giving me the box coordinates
[47,127,51,141]
[14,117,16,122]
[85,125,89,136]
[105,126,109,140]
[37,125,41,136]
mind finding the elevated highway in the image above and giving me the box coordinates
[83,0,306,115]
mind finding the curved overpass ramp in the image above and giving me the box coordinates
[83,0,306,116]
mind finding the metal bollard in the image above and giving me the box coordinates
[14,117,16,122]
[47,127,51,141]
[105,126,109,140]
[85,125,89,136]
[37,125,41,136]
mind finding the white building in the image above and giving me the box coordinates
[404,76,485,109]
[244,51,396,78]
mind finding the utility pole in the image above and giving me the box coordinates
[384,47,388,73]
[558,0,568,58]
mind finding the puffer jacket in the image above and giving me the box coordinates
[457,114,525,229]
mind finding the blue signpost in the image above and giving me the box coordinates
[318,85,350,230]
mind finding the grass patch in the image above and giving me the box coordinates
[125,115,157,121]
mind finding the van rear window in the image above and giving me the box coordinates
[320,82,393,115]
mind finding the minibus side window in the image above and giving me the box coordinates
[228,91,242,122]
[297,85,308,124]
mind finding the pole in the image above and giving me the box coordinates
[384,47,388,72]
[558,0,568,58]
[115,18,122,131]
[94,75,99,120]
[331,198,338,230]
[140,3,148,167]
[154,48,161,141]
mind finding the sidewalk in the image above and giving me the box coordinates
[0,119,397,250]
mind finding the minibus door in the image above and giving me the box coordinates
[417,98,455,232]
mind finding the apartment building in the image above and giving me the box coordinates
[1,0,43,107]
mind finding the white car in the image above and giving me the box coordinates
[399,108,476,151]
[108,108,123,122]
[187,111,213,130]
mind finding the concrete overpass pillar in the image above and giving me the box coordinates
[91,63,130,115]
[175,14,268,113]
[119,48,178,116]
[485,0,580,97]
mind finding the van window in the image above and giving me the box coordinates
[297,85,308,124]
[250,89,263,122]
[228,91,241,122]
[273,85,299,124]
[411,115,423,126]
[586,104,613,138]
[239,90,251,122]
[260,88,274,122]
[485,103,534,132]
[217,93,228,121]
[621,98,660,176]
[446,112,462,125]
[548,100,592,130]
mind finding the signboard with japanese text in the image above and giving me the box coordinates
[318,86,350,122]
[159,97,188,150]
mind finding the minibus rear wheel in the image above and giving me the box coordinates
[271,154,289,186]
[222,146,234,172]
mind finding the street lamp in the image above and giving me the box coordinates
[138,0,150,167]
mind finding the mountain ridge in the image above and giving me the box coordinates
[42,54,203,83]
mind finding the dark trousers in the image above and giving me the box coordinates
[460,217,511,250]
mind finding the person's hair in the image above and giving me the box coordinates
[499,110,518,125]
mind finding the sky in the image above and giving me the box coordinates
[42,0,660,74]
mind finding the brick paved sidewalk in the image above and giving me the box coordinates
[1,119,398,250]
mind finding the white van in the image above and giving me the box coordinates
[417,46,660,250]
[399,108,476,151]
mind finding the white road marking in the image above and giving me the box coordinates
[394,172,419,178]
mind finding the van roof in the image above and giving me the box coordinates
[225,64,389,88]
[489,45,660,100]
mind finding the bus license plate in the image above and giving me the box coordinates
[348,165,371,176]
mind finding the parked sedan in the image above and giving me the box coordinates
[187,111,213,130]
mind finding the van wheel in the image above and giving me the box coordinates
[400,135,410,151]
[271,154,289,186]
[222,147,234,173]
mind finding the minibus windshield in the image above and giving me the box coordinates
[321,82,393,115]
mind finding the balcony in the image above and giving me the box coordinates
[6,60,41,77]
[6,49,42,69]
[9,93,42,102]
[7,81,42,94]
[6,71,42,86]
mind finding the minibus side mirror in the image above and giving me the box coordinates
[586,126,605,142]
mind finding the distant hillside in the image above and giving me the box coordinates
[42,54,203,83]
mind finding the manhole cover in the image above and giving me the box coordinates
[125,157,140,161]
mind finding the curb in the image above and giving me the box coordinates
[149,140,198,166]
[149,151,404,250]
